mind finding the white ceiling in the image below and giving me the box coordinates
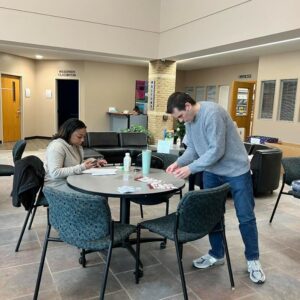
[1,37,300,70]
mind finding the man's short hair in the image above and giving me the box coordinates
[166,92,196,114]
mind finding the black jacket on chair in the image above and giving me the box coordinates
[11,155,45,210]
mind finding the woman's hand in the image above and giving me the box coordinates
[84,159,97,169]
[97,159,107,167]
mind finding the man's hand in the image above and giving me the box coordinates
[173,166,191,179]
[166,162,179,174]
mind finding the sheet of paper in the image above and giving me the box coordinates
[82,168,117,176]
[157,140,171,154]
[250,137,261,144]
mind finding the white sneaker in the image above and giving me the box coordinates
[193,254,225,269]
[247,260,266,284]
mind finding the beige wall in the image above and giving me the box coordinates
[0,1,160,59]
[0,52,148,139]
[84,61,148,131]
[160,0,300,59]
[1,1,300,61]
[0,53,36,140]
[253,51,300,144]
[177,62,258,94]
[35,60,85,136]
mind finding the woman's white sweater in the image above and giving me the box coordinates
[45,138,86,181]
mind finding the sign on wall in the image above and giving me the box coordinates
[238,74,252,79]
[149,80,155,110]
[58,70,77,77]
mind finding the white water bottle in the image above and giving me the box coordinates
[123,152,131,172]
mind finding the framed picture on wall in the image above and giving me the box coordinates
[185,86,195,97]
[195,86,206,102]
[207,85,217,102]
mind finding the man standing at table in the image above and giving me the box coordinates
[166,92,265,284]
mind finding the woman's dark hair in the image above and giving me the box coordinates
[53,118,86,143]
[166,92,196,114]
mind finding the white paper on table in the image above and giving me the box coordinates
[82,168,117,176]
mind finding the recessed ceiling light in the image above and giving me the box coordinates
[35,55,43,59]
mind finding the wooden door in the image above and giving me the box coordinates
[229,81,256,140]
[1,75,21,142]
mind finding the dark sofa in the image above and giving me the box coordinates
[84,132,147,164]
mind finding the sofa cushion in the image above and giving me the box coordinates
[87,132,119,147]
[83,148,103,160]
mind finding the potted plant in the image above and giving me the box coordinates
[122,125,153,144]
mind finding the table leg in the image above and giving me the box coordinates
[120,196,130,224]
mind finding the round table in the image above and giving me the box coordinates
[67,168,185,224]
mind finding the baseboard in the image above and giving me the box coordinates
[25,136,52,140]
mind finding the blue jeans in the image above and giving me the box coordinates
[203,171,259,261]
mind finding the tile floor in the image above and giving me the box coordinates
[1,140,300,299]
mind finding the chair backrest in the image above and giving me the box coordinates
[87,132,119,147]
[177,183,230,234]
[12,140,27,163]
[282,157,300,185]
[135,153,164,169]
[151,152,178,170]
[251,144,270,155]
[43,186,111,247]
[119,132,147,147]
[11,155,45,210]
[250,149,282,193]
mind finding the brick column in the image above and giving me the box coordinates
[148,60,176,143]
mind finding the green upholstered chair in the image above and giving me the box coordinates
[135,184,234,300]
[0,139,26,176]
[33,186,136,300]
[269,157,300,223]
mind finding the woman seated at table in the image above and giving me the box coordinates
[45,118,106,185]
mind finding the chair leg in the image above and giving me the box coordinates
[79,249,87,267]
[28,206,38,230]
[15,207,32,252]
[100,241,113,300]
[135,224,141,284]
[221,221,235,290]
[174,238,188,300]
[140,204,144,218]
[269,181,284,223]
[165,200,169,216]
[33,222,51,300]
[161,200,170,248]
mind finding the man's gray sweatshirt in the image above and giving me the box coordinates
[177,101,249,177]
